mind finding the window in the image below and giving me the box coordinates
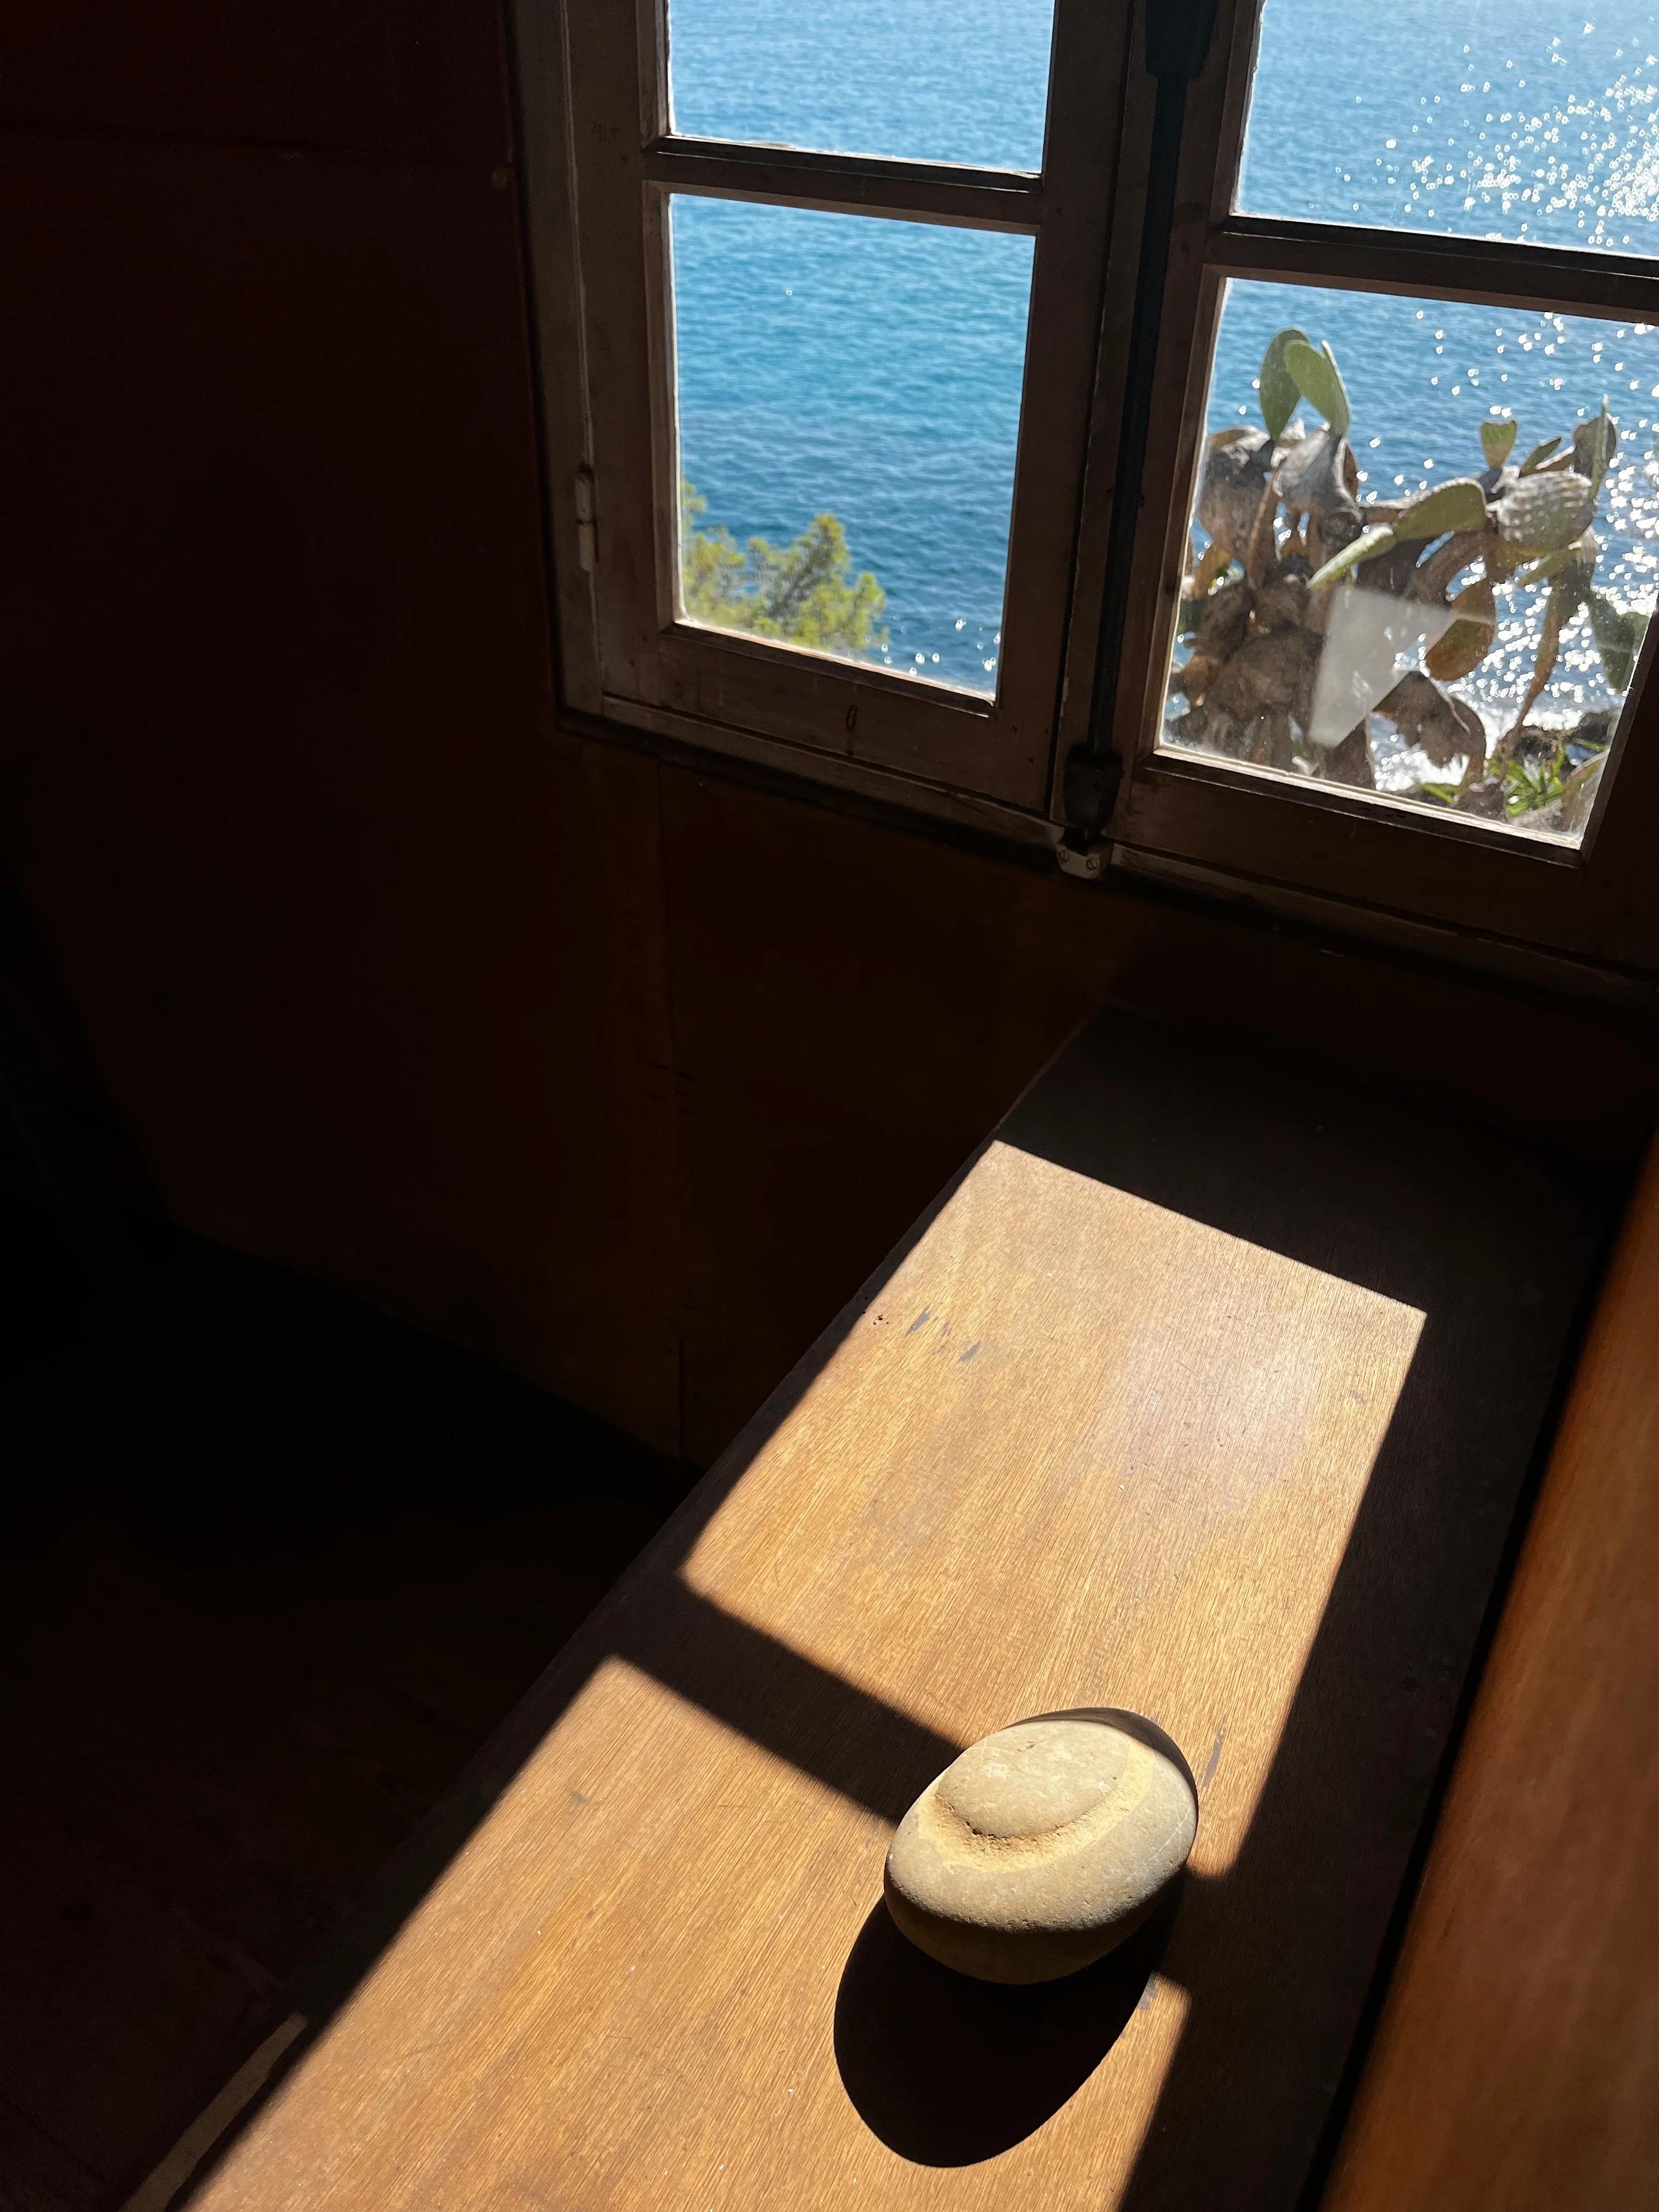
[1164,283,1651,849]
[518,0,1132,811]
[514,0,1659,982]
[1102,0,1659,974]
[669,199,1032,696]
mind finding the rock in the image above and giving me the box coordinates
[883,1709,1198,1984]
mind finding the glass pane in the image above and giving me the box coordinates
[667,0,1056,172]
[1237,0,1659,258]
[1163,279,1659,844]
[670,197,1034,695]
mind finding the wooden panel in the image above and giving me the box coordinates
[0,132,682,1449]
[1323,1137,1659,2212]
[659,768,1121,1463]
[170,1013,1606,2212]
[0,0,507,161]
[0,2094,104,2212]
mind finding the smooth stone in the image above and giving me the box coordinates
[883,1708,1198,1984]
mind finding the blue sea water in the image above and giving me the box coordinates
[670,202,1031,690]
[668,0,1659,708]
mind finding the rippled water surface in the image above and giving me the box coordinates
[1239,0,1659,255]
[668,0,1659,699]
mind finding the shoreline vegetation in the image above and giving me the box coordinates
[680,481,888,659]
[1172,329,1650,836]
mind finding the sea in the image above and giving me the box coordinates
[667,0,1659,716]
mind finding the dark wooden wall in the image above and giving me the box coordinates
[6,0,1656,1467]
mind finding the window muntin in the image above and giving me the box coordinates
[666,0,1058,172]
[669,197,1034,696]
[1161,278,1658,844]
[1235,0,1659,259]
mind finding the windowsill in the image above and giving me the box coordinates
[130,1008,1618,2211]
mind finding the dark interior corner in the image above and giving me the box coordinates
[0,907,693,2207]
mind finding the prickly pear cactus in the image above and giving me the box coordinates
[1481,419,1518,469]
[1494,471,1598,560]
[1171,324,1644,828]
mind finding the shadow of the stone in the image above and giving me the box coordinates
[833,1887,1180,2166]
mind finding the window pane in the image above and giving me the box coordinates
[667,0,1055,172]
[670,198,1034,696]
[1163,279,1658,844]
[1237,0,1659,258]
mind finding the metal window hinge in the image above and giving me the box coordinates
[574,467,598,573]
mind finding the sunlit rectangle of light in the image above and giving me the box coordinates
[682,1140,1426,1882]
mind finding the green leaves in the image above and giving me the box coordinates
[1259,326,1309,441]
[1392,477,1489,540]
[1256,324,1351,441]
[1283,338,1351,437]
[680,482,887,656]
[1517,436,1562,476]
[1308,524,1397,589]
[1498,748,1568,819]
[1589,592,1650,693]
[1480,418,1517,468]
[1306,477,1491,591]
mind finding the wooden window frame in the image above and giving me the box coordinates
[512,0,1135,814]
[1094,0,1659,978]
[512,0,1659,985]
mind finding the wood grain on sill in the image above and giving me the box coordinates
[163,1017,1608,2211]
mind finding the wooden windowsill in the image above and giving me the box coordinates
[139,1011,1618,2211]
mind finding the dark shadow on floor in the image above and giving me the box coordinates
[834,1889,1180,2165]
[0,1201,694,2212]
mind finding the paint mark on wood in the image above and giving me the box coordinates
[1201,1728,1226,1791]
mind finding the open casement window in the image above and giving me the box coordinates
[518,0,1134,813]
[1102,0,1659,979]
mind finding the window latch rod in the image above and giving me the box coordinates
[1062,0,1220,862]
